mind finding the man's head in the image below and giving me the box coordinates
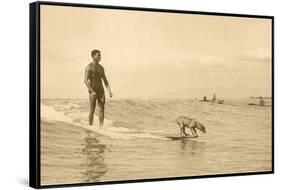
[91,49,101,62]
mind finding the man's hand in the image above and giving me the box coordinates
[109,91,113,98]
[89,89,96,95]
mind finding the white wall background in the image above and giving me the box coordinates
[0,0,279,189]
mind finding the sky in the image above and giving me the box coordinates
[40,5,272,99]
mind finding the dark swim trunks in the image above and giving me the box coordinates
[89,90,105,104]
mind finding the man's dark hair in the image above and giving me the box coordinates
[91,49,100,58]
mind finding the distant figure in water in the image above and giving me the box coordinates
[203,96,207,101]
[212,93,217,102]
[218,99,224,104]
[84,50,113,127]
[259,97,265,106]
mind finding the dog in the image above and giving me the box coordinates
[174,116,206,137]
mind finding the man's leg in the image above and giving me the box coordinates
[97,93,105,127]
[89,93,97,126]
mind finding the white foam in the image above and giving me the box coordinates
[41,103,167,141]
[41,104,72,123]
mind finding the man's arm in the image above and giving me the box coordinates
[84,66,94,93]
[102,69,113,97]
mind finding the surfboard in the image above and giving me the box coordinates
[166,135,198,140]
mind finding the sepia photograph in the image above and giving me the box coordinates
[38,3,272,187]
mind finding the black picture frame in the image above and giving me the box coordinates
[29,1,274,189]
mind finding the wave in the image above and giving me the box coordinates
[41,103,167,141]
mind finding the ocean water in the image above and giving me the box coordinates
[40,98,272,185]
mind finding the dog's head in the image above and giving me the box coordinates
[196,122,206,133]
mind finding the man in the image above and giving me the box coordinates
[84,50,113,127]
[259,96,265,106]
[212,93,217,103]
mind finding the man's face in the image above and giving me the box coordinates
[93,52,101,62]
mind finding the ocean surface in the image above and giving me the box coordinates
[40,98,272,185]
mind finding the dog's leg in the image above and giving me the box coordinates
[189,120,198,137]
[191,128,198,137]
[178,123,184,136]
[183,125,189,136]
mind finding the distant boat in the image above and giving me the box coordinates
[248,103,271,107]
[198,99,210,102]
[198,99,224,104]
